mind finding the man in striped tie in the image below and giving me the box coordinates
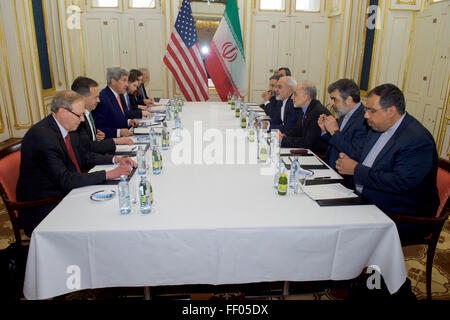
[17,90,137,236]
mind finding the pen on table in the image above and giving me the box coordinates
[131,146,137,151]
[314,176,331,180]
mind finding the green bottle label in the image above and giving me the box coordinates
[231,101,235,110]
[241,117,247,128]
[260,146,268,161]
[249,128,255,141]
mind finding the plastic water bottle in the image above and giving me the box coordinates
[158,147,163,171]
[118,175,131,214]
[166,105,172,121]
[161,122,170,150]
[137,145,146,175]
[177,97,183,112]
[174,112,181,137]
[258,132,269,162]
[278,167,288,196]
[139,175,152,214]
[248,113,255,142]
[174,113,181,129]
[289,158,299,189]
[150,128,157,147]
[152,147,161,175]
[240,112,247,128]
[274,158,284,189]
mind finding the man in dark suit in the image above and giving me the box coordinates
[279,81,331,155]
[92,67,138,139]
[335,83,439,238]
[124,71,152,119]
[71,76,134,157]
[17,91,136,236]
[263,76,300,133]
[318,79,369,170]
[260,75,280,118]
[138,67,155,106]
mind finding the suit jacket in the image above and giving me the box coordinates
[76,118,116,156]
[281,99,331,155]
[125,93,143,119]
[354,113,439,223]
[321,103,369,170]
[269,96,299,133]
[137,83,148,105]
[16,115,114,236]
[260,95,278,118]
[127,94,145,119]
[93,86,129,139]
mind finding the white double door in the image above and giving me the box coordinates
[250,14,330,103]
[81,12,166,98]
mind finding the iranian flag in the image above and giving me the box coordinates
[205,0,248,101]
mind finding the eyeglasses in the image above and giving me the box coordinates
[364,107,384,114]
[66,109,85,119]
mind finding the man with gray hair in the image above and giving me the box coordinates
[279,81,331,155]
[263,76,300,133]
[138,67,155,106]
[17,90,136,236]
[92,67,139,139]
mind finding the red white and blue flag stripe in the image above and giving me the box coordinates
[163,0,209,101]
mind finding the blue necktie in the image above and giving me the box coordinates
[125,94,131,110]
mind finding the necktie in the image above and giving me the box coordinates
[299,109,305,127]
[117,95,125,114]
[125,94,131,110]
[87,112,97,141]
[64,134,81,173]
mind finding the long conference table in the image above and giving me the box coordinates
[23,101,407,300]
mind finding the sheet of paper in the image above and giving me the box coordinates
[133,127,150,135]
[282,156,323,166]
[115,145,137,152]
[303,183,358,200]
[89,157,137,180]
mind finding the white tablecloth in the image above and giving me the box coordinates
[23,102,406,300]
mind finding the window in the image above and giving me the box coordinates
[296,0,320,12]
[129,0,156,8]
[259,0,285,11]
[90,0,119,8]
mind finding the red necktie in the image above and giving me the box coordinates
[64,134,81,173]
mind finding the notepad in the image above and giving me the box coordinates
[115,145,136,152]
[133,127,150,135]
[283,156,324,166]
[303,183,358,201]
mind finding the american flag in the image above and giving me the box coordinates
[163,0,208,101]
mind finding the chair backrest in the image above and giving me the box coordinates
[0,143,21,217]
[436,158,450,218]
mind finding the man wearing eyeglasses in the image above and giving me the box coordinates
[335,83,439,238]
[318,79,369,172]
[17,90,137,236]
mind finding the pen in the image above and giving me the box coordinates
[131,146,137,151]
[314,176,331,180]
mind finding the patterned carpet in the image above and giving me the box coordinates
[0,197,448,300]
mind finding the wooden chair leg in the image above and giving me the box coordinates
[425,238,439,300]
